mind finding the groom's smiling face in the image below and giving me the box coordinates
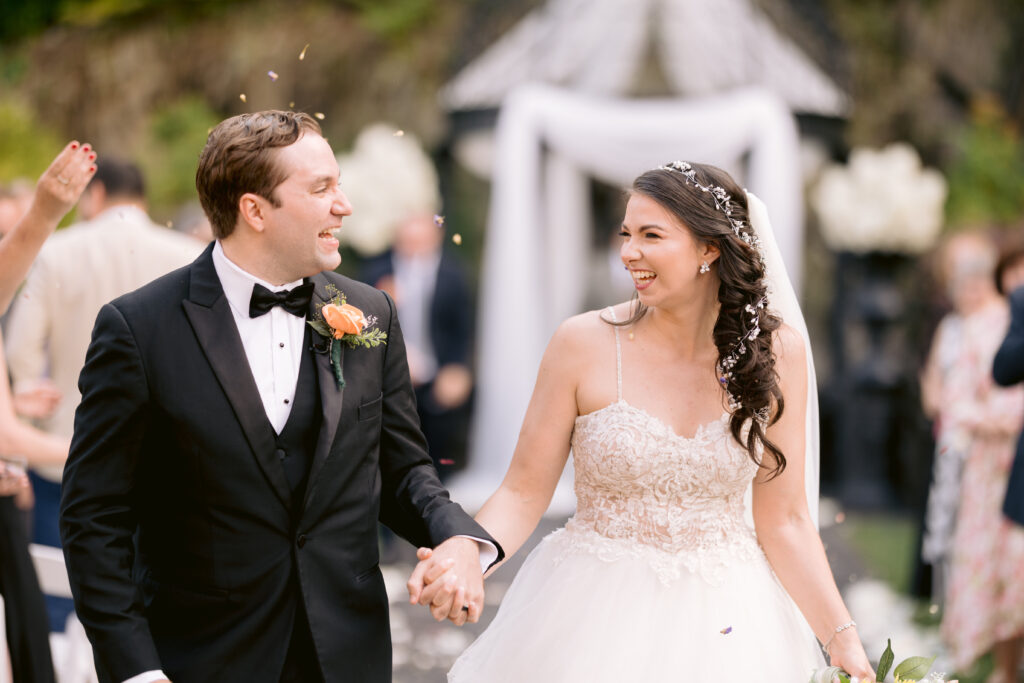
[259,132,351,282]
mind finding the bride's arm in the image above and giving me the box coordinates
[408,316,583,614]
[751,325,873,680]
[473,317,584,569]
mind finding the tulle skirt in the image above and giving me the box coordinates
[449,525,824,682]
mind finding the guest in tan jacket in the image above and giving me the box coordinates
[4,157,201,630]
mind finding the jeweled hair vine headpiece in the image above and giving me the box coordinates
[658,160,769,419]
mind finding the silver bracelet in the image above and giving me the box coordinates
[822,620,857,656]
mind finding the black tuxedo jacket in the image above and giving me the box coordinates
[995,286,1024,526]
[60,245,501,683]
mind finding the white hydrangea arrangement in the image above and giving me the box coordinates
[335,123,442,256]
[811,143,947,255]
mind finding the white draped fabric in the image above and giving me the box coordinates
[442,0,848,117]
[450,84,805,513]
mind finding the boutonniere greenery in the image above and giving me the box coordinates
[307,284,387,388]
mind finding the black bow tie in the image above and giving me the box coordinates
[248,282,315,318]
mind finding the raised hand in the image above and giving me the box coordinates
[31,140,97,224]
[0,140,97,313]
[406,538,484,626]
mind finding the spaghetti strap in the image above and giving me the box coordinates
[606,306,622,401]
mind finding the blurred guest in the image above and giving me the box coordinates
[362,214,474,477]
[994,237,1024,533]
[343,125,475,476]
[0,179,33,235]
[0,141,92,683]
[173,200,215,244]
[4,156,201,631]
[923,233,1024,681]
[920,233,1004,596]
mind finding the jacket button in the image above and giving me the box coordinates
[296,534,307,549]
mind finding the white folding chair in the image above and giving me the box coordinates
[29,544,97,683]
[0,593,11,683]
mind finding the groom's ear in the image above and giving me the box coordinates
[238,192,268,234]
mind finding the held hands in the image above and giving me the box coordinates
[406,537,484,626]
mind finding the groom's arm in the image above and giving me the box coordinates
[375,290,503,564]
[60,302,163,682]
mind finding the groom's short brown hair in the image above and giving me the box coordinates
[196,110,322,239]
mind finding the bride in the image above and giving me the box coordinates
[410,161,875,681]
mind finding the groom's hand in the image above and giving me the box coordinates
[406,538,483,625]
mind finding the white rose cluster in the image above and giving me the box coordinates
[811,143,948,255]
[335,123,441,257]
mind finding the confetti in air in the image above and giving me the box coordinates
[239,93,247,103]
[720,627,732,635]
[166,221,174,228]
[314,112,325,120]
[268,70,279,81]
[439,459,455,466]
[433,214,445,227]
[451,233,462,246]
[289,101,295,108]
[394,130,404,137]
[299,43,310,60]
[834,512,846,524]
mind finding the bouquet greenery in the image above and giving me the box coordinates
[810,639,955,683]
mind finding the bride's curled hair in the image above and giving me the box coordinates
[624,163,786,476]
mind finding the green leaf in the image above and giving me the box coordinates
[893,655,935,681]
[307,319,332,338]
[876,638,895,681]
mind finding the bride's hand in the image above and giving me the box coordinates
[827,630,875,682]
[407,544,483,626]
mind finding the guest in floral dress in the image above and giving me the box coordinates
[934,233,1024,682]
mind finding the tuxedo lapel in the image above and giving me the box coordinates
[181,246,292,509]
[304,273,345,508]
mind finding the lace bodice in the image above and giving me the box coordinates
[558,309,765,585]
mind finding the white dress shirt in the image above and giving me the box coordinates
[125,243,493,683]
[212,241,307,433]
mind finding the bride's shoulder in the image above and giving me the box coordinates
[546,305,623,357]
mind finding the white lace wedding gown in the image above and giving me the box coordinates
[449,318,825,682]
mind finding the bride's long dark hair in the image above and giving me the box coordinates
[615,163,787,477]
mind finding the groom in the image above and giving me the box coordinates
[60,111,501,683]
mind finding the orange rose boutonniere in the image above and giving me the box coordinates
[322,303,366,338]
[308,284,387,388]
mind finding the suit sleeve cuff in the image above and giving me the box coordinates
[122,670,168,683]
[454,535,498,572]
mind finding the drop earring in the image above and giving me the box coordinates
[699,262,710,274]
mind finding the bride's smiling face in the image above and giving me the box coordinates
[620,193,718,308]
